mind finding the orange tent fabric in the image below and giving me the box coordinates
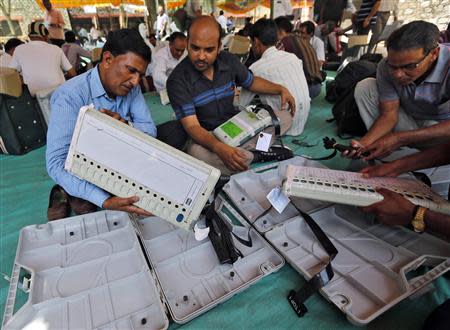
[35,0,144,9]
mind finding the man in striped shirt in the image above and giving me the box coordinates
[354,0,381,35]
[240,18,310,136]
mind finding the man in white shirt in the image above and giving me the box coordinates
[8,22,76,96]
[368,0,399,53]
[156,6,169,40]
[299,21,325,68]
[0,38,23,67]
[239,18,310,136]
[216,10,228,33]
[151,32,187,92]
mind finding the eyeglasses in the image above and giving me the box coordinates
[387,48,436,72]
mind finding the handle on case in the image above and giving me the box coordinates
[400,256,450,292]
[2,263,23,327]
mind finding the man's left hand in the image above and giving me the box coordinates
[280,87,296,117]
[100,109,128,124]
[362,133,402,160]
[361,188,415,226]
[363,17,370,28]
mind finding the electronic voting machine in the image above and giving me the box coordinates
[65,105,221,231]
[282,165,450,215]
[216,158,450,325]
[213,105,273,147]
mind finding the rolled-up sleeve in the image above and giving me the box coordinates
[46,88,111,207]
[167,73,196,120]
[229,54,254,89]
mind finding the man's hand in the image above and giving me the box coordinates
[103,196,153,216]
[362,133,402,160]
[100,109,127,124]
[361,188,415,226]
[341,140,365,158]
[214,143,249,172]
[360,161,402,178]
[363,17,371,28]
[279,87,296,117]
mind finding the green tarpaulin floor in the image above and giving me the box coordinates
[1,84,449,329]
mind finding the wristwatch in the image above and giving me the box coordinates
[411,206,427,233]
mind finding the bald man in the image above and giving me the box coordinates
[163,16,296,175]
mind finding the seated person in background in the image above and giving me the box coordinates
[46,29,155,220]
[8,22,75,96]
[0,38,23,67]
[345,21,450,160]
[152,32,187,92]
[275,16,323,99]
[439,22,450,44]
[62,31,92,75]
[162,16,295,175]
[360,142,450,240]
[239,18,310,136]
[299,21,325,68]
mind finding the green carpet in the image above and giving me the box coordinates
[0,85,448,329]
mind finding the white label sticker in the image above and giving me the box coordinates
[266,187,290,214]
[256,132,272,152]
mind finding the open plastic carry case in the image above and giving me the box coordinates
[215,157,450,325]
[2,207,285,329]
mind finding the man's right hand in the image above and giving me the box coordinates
[360,161,402,178]
[103,196,152,216]
[341,140,366,159]
[214,143,249,172]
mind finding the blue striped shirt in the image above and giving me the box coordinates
[357,0,380,25]
[46,66,157,207]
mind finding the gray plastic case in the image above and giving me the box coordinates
[2,209,284,329]
[218,157,450,325]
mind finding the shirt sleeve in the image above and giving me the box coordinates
[76,44,92,59]
[46,87,111,207]
[60,50,73,72]
[228,53,254,89]
[152,51,168,92]
[167,70,196,120]
[377,60,400,102]
[314,38,325,62]
[127,87,157,137]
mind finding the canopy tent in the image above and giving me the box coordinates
[217,0,313,15]
[34,0,145,9]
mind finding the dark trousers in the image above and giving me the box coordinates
[156,120,188,150]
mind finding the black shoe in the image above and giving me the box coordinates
[251,146,294,163]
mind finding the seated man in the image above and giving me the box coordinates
[62,30,92,74]
[345,21,450,160]
[46,29,155,220]
[274,16,323,99]
[239,18,310,136]
[0,38,23,67]
[152,32,187,92]
[8,22,76,95]
[163,16,295,176]
[299,21,325,68]
[360,142,450,240]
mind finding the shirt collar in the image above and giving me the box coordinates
[89,66,108,98]
[261,46,278,60]
[424,46,449,83]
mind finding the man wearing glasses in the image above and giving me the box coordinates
[343,20,450,160]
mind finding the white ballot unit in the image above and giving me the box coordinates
[65,105,221,231]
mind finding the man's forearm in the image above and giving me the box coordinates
[361,111,398,145]
[396,120,450,147]
[248,76,284,96]
[391,142,450,174]
[425,209,450,241]
[367,0,381,20]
